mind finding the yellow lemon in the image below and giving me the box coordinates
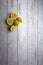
[14,20,19,26]
[10,25,16,32]
[16,17,22,22]
[7,18,13,25]
[11,12,17,18]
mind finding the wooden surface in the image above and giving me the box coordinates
[0,0,43,65]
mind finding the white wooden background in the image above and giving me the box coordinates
[0,0,43,65]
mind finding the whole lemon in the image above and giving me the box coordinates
[13,20,19,26]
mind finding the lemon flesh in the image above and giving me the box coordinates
[11,13,17,18]
[16,17,22,22]
[10,25,16,32]
[14,20,19,26]
[7,18,13,25]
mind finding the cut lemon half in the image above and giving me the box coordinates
[13,20,19,26]
[16,17,22,22]
[11,12,17,18]
[10,25,16,32]
[7,18,13,25]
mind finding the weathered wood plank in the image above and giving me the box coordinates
[0,0,8,65]
[37,0,43,65]
[8,0,18,65]
[27,0,38,65]
[0,0,43,65]
[0,5,2,64]
[17,0,28,65]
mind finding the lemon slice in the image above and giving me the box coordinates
[16,17,22,22]
[11,12,17,18]
[7,18,13,25]
[10,25,16,32]
[14,20,19,26]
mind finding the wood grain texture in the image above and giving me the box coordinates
[27,0,38,65]
[17,0,28,65]
[0,0,43,65]
[8,0,18,65]
[8,0,17,65]
[0,0,8,65]
[37,0,43,65]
